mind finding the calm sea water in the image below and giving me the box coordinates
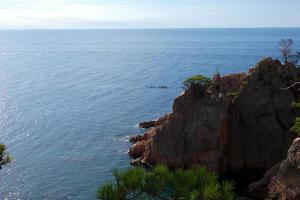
[0,29,300,199]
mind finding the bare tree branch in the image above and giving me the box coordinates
[281,81,300,90]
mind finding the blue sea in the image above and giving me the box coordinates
[0,28,300,199]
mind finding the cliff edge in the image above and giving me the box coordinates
[129,58,300,185]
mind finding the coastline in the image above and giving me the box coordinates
[128,58,300,199]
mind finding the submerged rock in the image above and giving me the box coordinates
[129,58,300,185]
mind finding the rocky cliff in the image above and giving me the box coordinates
[247,137,300,199]
[129,58,300,185]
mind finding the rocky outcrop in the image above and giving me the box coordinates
[129,128,157,144]
[129,140,148,158]
[139,121,156,129]
[247,138,300,199]
[138,114,169,129]
[129,58,300,184]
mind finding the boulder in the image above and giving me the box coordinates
[129,140,148,158]
[287,138,300,169]
[129,135,145,143]
[247,138,300,200]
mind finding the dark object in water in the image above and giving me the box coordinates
[150,86,168,89]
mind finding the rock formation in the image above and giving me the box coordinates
[138,114,169,129]
[246,138,300,199]
[139,121,156,129]
[129,58,300,185]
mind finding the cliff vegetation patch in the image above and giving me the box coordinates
[183,75,211,89]
[97,164,235,200]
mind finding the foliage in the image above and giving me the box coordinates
[291,101,300,109]
[97,165,235,200]
[290,117,300,136]
[183,75,211,89]
[226,91,240,98]
[0,144,11,169]
[225,81,248,99]
[290,101,300,136]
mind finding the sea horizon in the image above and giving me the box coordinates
[1,27,300,31]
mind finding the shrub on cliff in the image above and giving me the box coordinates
[0,144,11,169]
[291,101,300,109]
[290,117,300,136]
[183,75,211,89]
[290,101,300,136]
[97,164,235,200]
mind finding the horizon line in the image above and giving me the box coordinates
[0,27,300,31]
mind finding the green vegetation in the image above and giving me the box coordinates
[290,101,300,136]
[291,101,300,109]
[226,91,240,98]
[183,75,211,89]
[97,164,235,200]
[290,117,300,136]
[0,144,11,169]
[226,79,249,99]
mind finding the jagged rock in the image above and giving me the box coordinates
[138,114,169,129]
[154,114,169,127]
[246,138,300,200]
[129,128,157,144]
[139,121,156,128]
[287,138,300,169]
[129,129,157,158]
[129,135,145,143]
[211,72,247,97]
[129,140,148,158]
[129,58,300,185]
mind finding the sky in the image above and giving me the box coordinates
[0,0,300,29]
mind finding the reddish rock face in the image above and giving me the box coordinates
[129,140,148,158]
[247,138,300,200]
[129,58,300,184]
[138,114,170,129]
[287,138,300,169]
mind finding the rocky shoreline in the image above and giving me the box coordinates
[128,58,300,199]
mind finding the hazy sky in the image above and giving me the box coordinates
[0,0,300,29]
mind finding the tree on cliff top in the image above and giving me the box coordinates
[97,164,235,200]
[279,39,299,65]
[183,75,211,89]
[0,144,11,169]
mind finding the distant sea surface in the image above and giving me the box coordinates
[0,28,300,199]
